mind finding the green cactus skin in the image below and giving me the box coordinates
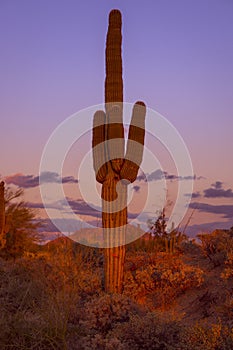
[92,9,146,293]
[0,181,6,248]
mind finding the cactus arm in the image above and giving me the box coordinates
[120,101,146,183]
[92,110,108,184]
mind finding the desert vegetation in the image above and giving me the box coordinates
[0,186,233,349]
[0,235,233,349]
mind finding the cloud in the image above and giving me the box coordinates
[136,172,147,182]
[27,202,45,209]
[40,172,78,185]
[5,172,78,188]
[62,176,79,184]
[132,185,140,193]
[165,173,179,181]
[128,212,139,219]
[28,196,139,224]
[65,198,138,219]
[183,181,233,199]
[38,218,83,233]
[204,188,233,198]
[185,192,201,199]
[5,173,40,188]
[181,175,196,180]
[65,199,102,218]
[169,174,203,181]
[189,202,233,219]
[27,198,101,218]
[192,192,201,198]
[147,169,165,181]
[185,221,233,238]
[136,169,202,183]
[203,181,233,198]
[212,181,223,189]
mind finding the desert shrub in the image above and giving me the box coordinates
[0,254,101,349]
[77,293,144,349]
[126,235,162,253]
[197,230,233,267]
[109,312,182,350]
[219,292,233,324]
[80,293,143,333]
[215,335,233,350]
[221,250,233,281]
[76,245,104,268]
[0,257,71,349]
[38,241,103,300]
[79,297,186,350]
[179,239,201,255]
[181,323,217,350]
[123,254,204,306]
[0,258,47,313]
[0,309,69,350]
[181,321,233,350]
[123,265,155,304]
[79,334,125,350]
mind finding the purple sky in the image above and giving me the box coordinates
[1,0,233,236]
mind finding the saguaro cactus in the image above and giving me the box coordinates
[0,181,6,248]
[92,9,146,293]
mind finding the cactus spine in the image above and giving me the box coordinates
[0,181,6,248]
[92,9,146,293]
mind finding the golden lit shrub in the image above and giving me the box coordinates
[221,252,233,280]
[123,254,204,306]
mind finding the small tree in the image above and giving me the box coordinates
[2,185,41,259]
[148,208,187,253]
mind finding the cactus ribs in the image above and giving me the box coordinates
[92,9,146,293]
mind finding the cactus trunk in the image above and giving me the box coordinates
[103,9,125,293]
[102,178,127,293]
[92,9,146,293]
